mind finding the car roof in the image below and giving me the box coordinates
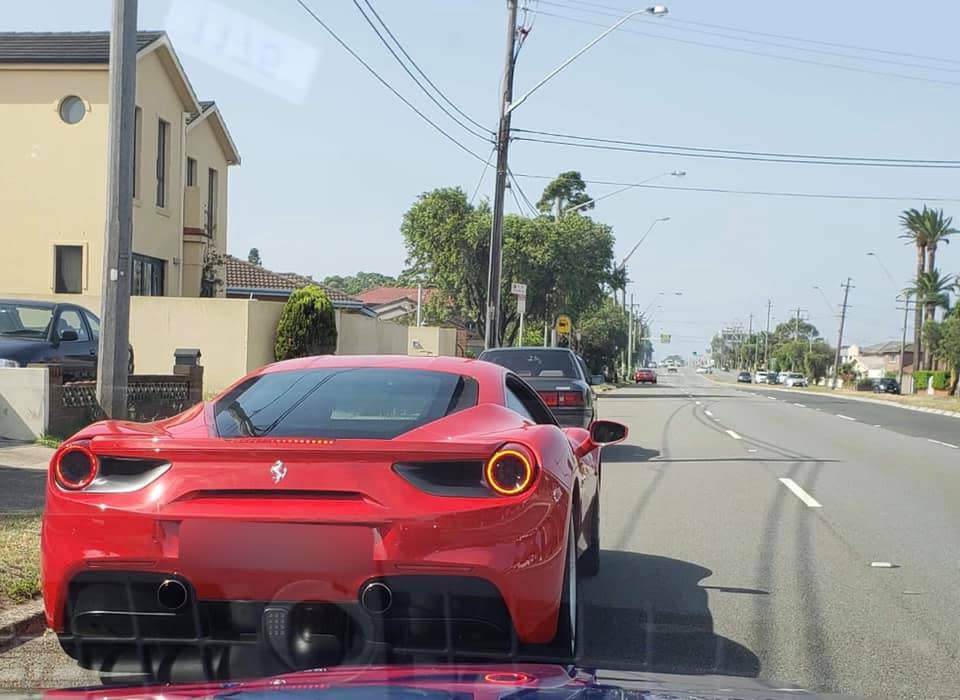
[259,354,507,384]
[0,298,57,309]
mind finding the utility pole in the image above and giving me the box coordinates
[96,0,138,418]
[483,0,518,350]
[626,293,634,373]
[831,278,853,390]
[794,307,802,341]
[897,295,913,390]
[763,299,772,369]
[747,314,754,370]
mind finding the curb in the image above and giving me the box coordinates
[707,374,960,419]
[0,599,45,655]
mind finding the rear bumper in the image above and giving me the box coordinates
[42,478,570,650]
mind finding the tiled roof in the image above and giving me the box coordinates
[0,31,164,63]
[224,256,359,304]
[357,286,437,306]
[187,100,216,125]
[861,341,914,355]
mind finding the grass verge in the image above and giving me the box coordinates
[34,434,62,449]
[0,513,41,607]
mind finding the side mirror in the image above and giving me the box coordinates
[589,419,627,446]
[59,329,79,342]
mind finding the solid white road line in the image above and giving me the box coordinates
[704,410,713,417]
[778,478,822,508]
[871,561,894,568]
[767,396,777,400]
[725,429,742,440]
[836,414,856,421]
[793,402,806,408]
[927,438,959,449]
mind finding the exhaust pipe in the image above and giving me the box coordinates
[157,579,188,611]
[359,581,392,614]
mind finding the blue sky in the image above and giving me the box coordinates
[10,1,960,357]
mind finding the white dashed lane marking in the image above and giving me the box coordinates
[793,403,806,408]
[725,429,742,440]
[928,439,959,449]
[779,478,822,508]
[836,414,856,421]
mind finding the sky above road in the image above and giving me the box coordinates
[10,1,960,356]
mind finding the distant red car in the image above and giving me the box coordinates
[41,355,626,678]
[634,368,657,384]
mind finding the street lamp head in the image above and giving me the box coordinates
[657,216,671,222]
[646,5,669,15]
[670,170,686,177]
[867,252,877,257]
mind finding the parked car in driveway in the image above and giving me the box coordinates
[873,377,901,394]
[737,371,752,383]
[784,372,808,387]
[0,299,134,380]
[478,346,596,428]
[635,368,657,384]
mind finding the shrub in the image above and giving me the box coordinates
[274,286,338,361]
[856,378,875,391]
[912,370,952,391]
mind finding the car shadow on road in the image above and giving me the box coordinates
[579,550,760,678]
[600,393,736,400]
[601,444,661,463]
[0,466,46,512]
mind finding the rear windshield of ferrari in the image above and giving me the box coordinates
[214,368,479,439]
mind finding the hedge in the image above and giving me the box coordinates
[274,286,338,361]
[912,370,952,391]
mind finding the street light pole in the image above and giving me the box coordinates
[897,294,913,389]
[562,171,685,216]
[867,252,898,286]
[483,0,519,350]
[484,3,669,348]
[831,278,854,389]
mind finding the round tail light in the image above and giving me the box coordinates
[485,446,536,496]
[54,445,98,490]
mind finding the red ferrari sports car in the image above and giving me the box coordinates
[42,355,626,679]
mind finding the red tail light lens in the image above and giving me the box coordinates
[557,391,584,407]
[54,445,99,490]
[537,391,558,407]
[485,445,536,496]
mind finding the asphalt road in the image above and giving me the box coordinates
[3,371,959,697]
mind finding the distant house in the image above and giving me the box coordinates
[356,286,437,322]
[0,31,240,298]
[846,342,914,378]
[224,256,369,313]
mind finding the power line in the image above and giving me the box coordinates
[527,8,960,88]
[358,0,493,135]
[470,146,497,205]
[538,0,960,74]
[512,127,960,165]
[513,134,960,169]
[294,0,488,164]
[507,168,540,216]
[511,173,960,202]
[352,0,492,142]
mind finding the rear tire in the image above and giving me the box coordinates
[552,517,578,657]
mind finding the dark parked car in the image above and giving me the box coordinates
[478,346,596,428]
[0,299,133,380]
[737,371,752,383]
[873,377,901,394]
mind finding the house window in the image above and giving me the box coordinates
[132,254,166,296]
[156,118,169,207]
[206,168,218,235]
[186,157,197,187]
[54,245,83,294]
[133,106,142,198]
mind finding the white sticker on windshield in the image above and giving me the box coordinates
[165,0,321,104]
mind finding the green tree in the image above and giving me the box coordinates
[536,171,593,216]
[934,312,960,394]
[908,269,954,368]
[274,286,338,361]
[321,272,399,296]
[900,206,958,367]
[247,247,262,266]
[400,187,614,344]
[805,341,835,382]
[577,298,627,375]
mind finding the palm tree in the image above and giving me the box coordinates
[908,269,955,369]
[899,206,956,367]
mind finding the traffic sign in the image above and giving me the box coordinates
[510,282,527,296]
[517,295,526,314]
[556,314,572,334]
[660,334,671,343]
